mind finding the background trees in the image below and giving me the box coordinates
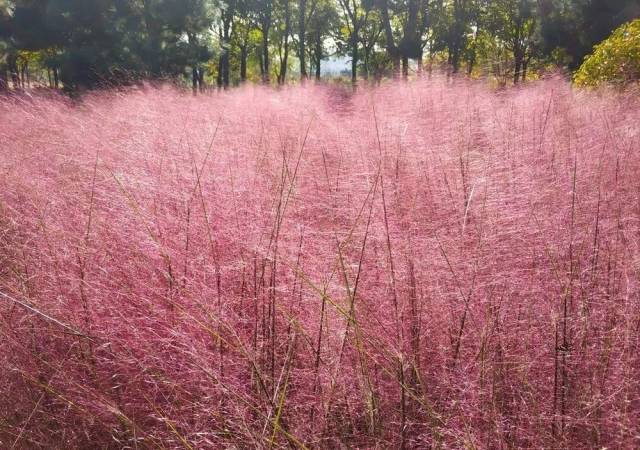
[0,0,638,90]
[0,0,218,90]
[540,0,640,70]
[574,18,640,86]
[486,0,538,83]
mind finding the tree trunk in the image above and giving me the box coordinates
[514,50,523,84]
[198,69,205,92]
[259,48,265,78]
[450,0,464,74]
[279,0,291,85]
[467,54,475,76]
[262,29,270,83]
[522,56,530,82]
[402,0,420,80]
[417,50,423,77]
[193,67,200,94]
[392,56,401,78]
[20,63,26,89]
[222,46,229,88]
[240,45,248,82]
[53,67,59,89]
[8,53,19,89]
[466,25,479,76]
[513,24,523,84]
[299,0,307,80]
[143,1,163,77]
[315,32,321,80]
[451,43,461,74]
[363,49,370,80]
[222,15,232,88]
[0,65,7,91]
[262,5,272,84]
[380,0,400,78]
[351,30,358,84]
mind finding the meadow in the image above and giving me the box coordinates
[1,77,639,449]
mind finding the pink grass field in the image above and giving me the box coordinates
[1,78,639,449]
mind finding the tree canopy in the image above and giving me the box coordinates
[0,0,638,90]
[574,18,640,87]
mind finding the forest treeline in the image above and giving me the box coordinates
[0,0,639,91]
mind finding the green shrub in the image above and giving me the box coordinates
[574,19,640,87]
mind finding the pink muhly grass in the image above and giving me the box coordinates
[0,77,639,449]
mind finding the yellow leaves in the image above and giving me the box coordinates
[574,19,640,87]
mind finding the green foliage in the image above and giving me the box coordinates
[0,0,218,89]
[540,0,639,70]
[2,0,639,90]
[574,19,640,87]
[0,1,12,60]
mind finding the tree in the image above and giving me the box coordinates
[359,9,384,79]
[1,0,64,89]
[449,0,470,73]
[574,18,640,86]
[2,0,639,90]
[297,0,308,79]
[254,0,273,82]
[231,13,255,83]
[140,0,217,90]
[463,0,488,75]
[540,0,640,69]
[337,0,373,82]
[217,0,234,88]
[378,0,429,78]
[487,0,539,83]
[0,0,217,90]
[0,0,13,89]
[306,0,337,79]
[275,0,292,84]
